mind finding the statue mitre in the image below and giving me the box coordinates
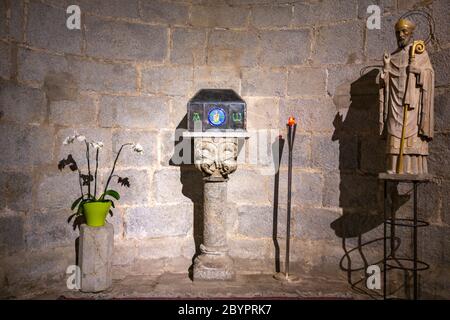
[395,18,416,31]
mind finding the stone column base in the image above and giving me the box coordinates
[193,251,235,281]
[79,222,113,293]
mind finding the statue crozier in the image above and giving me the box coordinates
[379,18,435,175]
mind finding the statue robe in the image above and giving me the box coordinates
[379,43,435,174]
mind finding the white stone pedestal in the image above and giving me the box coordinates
[79,222,113,292]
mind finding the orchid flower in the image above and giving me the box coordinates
[132,143,144,154]
[90,141,104,150]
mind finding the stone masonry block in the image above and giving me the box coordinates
[45,0,139,18]
[137,238,184,260]
[251,5,292,28]
[0,0,6,37]
[0,82,46,124]
[279,133,311,168]
[327,64,366,98]
[237,204,286,238]
[36,171,80,211]
[323,171,341,208]
[428,133,450,178]
[153,168,202,205]
[420,225,450,266]
[43,71,79,102]
[259,30,310,66]
[18,49,137,93]
[113,242,137,266]
[207,30,259,67]
[279,98,336,132]
[80,0,139,18]
[293,207,342,241]
[243,130,280,168]
[3,247,74,287]
[0,171,32,211]
[293,0,357,26]
[110,169,152,206]
[336,173,379,209]
[27,1,82,54]
[313,21,364,65]
[0,124,54,168]
[228,169,270,204]
[73,58,138,93]
[85,16,167,61]
[416,180,442,224]
[435,91,450,132]
[242,68,286,97]
[159,129,184,166]
[25,210,78,249]
[0,214,25,254]
[431,48,450,87]
[9,0,24,41]
[288,67,326,96]
[0,42,10,79]
[441,181,450,226]
[245,97,279,130]
[190,5,249,28]
[193,66,240,94]
[170,95,190,128]
[228,238,270,260]
[359,135,386,173]
[79,223,113,292]
[357,0,396,18]
[18,49,69,83]
[142,66,192,96]
[277,171,324,207]
[49,95,96,127]
[124,204,192,239]
[99,95,170,129]
[311,134,358,171]
[433,0,450,46]
[171,28,207,65]
[140,0,189,25]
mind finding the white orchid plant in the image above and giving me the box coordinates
[58,132,143,227]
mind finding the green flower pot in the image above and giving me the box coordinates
[83,201,111,227]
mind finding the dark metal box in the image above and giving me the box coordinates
[187,89,246,132]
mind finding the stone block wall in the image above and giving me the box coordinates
[0,0,449,298]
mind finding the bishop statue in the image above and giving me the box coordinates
[379,18,435,175]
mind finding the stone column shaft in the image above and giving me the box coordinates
[203,180,228,250]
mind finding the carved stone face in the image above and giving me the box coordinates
[194,138,238,179]
[396,26,413,48]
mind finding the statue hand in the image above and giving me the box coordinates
[383,52,390,67]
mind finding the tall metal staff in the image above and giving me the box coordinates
[274,116,299,282]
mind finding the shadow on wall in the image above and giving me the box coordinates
[329,68,409,298]
[169,114,204,280]
[272,136,285,274]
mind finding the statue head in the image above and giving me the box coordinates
[395,18,416,48]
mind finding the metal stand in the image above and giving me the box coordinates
[379,173,431,300]
[274,119,299,283]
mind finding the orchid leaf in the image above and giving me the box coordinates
[70,196,83,211]
[103,190,120,201]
